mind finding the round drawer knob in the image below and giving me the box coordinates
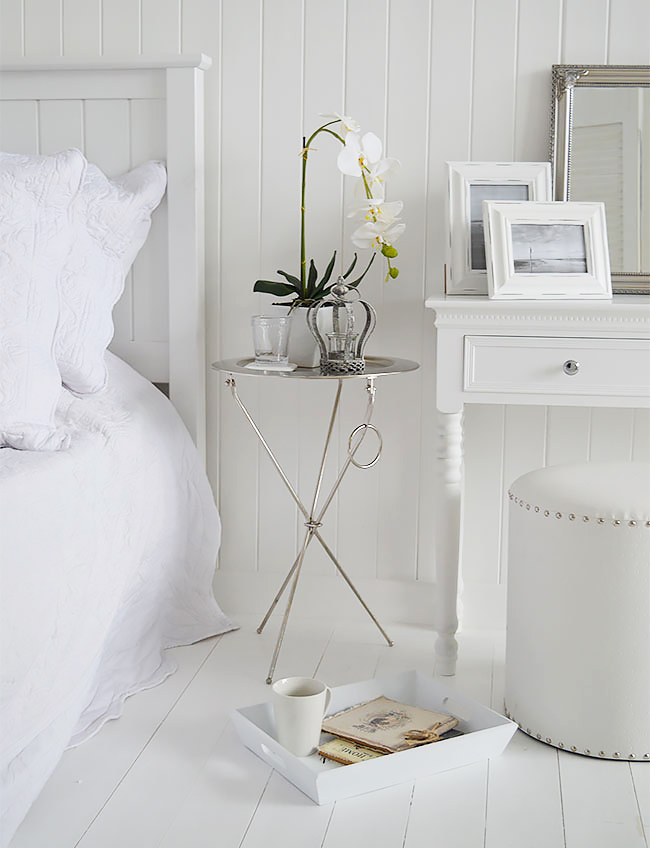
[563,359,580,376]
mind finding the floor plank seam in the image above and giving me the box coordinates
[483,760,490,848]
[629,762,648,848]
[556,749,568,848]
[238,770,273,848]
[372,649,382,678]
[73,635,225,847]
[401,783,416,848]
[319,804,337,848]
[312,625,336,679]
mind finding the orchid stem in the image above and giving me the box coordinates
[300,120,346,300]
[301,135,307,297]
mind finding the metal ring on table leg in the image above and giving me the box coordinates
[347,423,383,469]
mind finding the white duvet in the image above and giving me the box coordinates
[0,352,236,845]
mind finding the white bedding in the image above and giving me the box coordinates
[0,352,236,845]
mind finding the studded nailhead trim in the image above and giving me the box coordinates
[504,705,649,761]
[508,492,649,527]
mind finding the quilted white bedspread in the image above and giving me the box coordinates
[0,353,236,845]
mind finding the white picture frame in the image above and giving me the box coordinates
[446,161,552,295]
[483,200,612,300]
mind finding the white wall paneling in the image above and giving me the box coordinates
[335,0,388,582]
[141,0,180,55]
[296,0,346,577]
[214,0,262,577]
[2,0,648,628]
[0,0,23,60]
[23,0,61,57]
[256,0,303,580]
[101,0,141,56]
[61,0,101,56]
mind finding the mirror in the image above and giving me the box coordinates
[551,64,650,294]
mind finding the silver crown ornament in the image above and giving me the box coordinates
[306,276,377,375]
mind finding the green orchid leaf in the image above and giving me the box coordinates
[273,299,300,310]
[253,280,297,297]
[320,251,337,285]
[311,251,337,298]
[306,259,318,294]
[342,253,358,279]
[276,270,302,290]
[348,253,376,288]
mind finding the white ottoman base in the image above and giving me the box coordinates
[504,461,650,762]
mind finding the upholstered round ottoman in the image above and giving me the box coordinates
[504,461,650,761]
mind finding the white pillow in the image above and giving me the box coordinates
[0,149,86,451]
[56,161,167,395]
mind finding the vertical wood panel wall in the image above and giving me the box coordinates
[1,0,648,626]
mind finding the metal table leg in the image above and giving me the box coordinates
[226,374,392,683]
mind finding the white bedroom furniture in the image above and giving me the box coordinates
[0,56,233,846]
[504,461,650,761]
[424,296,650,676]
[0,354,236,845]
[212,356,419,684]
[0,55,209,455]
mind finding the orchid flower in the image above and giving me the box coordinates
[253,113,405,305]
[319,112,361,137]
[354,156,401,200]
[351,219,406,251]
[337,129,404,279]
[347,199,404,224]
[336,131,384,177]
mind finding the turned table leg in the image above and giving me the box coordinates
[434,409,464,676]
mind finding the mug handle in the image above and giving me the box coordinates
[323,686,332,715]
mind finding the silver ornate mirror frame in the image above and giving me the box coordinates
[550,64,650,294]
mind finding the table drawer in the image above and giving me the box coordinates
[464,336,650,397]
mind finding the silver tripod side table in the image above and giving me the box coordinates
[212,356,419,684]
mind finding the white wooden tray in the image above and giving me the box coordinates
[231,669,517,805]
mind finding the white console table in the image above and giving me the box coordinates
[424,296,650,676]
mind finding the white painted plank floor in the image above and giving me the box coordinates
[12,616,648,848]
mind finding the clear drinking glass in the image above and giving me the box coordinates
[326,331,358,364]
[251,315,291,364]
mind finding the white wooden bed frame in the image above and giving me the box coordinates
[0,56,209,457]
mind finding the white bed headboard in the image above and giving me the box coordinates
[0,55,209,457]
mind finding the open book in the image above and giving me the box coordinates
[321,696,459,754]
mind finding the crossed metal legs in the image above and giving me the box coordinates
[226,374,393,683]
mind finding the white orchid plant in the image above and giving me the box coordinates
[254,113,405,309]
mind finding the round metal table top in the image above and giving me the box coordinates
[212,356,420,380]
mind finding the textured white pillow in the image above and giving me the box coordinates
[0,149,86,451]
[56,161,167,395]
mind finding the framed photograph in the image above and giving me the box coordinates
[483,200,612,299]
[446,161,552,295]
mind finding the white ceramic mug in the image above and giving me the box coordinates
[271,676,332,757]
